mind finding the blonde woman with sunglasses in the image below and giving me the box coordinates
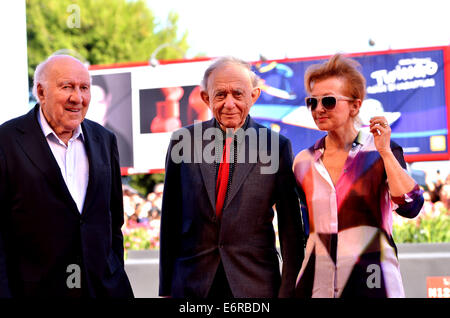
[293,54,424,298]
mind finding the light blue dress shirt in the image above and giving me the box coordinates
[38,106,89,213]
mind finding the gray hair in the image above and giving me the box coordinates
[32,54,90,101]
[32,60,48,101]
[200,56,259,91]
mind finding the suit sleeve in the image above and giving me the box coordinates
[275,138,305,298]
[296,184,309,244]
[0,146,12,297]
[110,134,126,265]
[158,137,182,297]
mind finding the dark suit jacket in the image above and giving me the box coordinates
[0,104,133,298]
[159,116,304,298]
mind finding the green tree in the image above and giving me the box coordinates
[26,0,188,83]
[126,173,165,197]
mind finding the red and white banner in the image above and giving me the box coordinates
[427,276,450,298]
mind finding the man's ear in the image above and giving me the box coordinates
[36,83,45,103]
[200,90,210,106]
[251,87,261,104]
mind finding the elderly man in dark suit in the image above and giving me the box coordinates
[159,56,304,298]
[0,55,133,298]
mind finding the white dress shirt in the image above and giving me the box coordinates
[38,106,89,213]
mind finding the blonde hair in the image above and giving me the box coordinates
[304,53,366,127]
[305,53,366,101]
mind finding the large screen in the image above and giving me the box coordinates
[251,47,449,162]
[89,46,450,173]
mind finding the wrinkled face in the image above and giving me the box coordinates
[38,56,91,139]
[201,63,260,131]
[310,76,359,132]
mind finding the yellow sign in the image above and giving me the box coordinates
[429,135,446,152]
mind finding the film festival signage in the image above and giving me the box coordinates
[88,46,450,172]
[427,276,450,298]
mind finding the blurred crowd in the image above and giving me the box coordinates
[122,183,163,231]
[393,169,450,228]
[120,169,449,247]
[420,170,450,217]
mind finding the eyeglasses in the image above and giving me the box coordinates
[305,95,355,111]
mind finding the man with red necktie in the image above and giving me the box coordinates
[215,134,233,219]
[159,56,304,298]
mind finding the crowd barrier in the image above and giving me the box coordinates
[125,243,450,298]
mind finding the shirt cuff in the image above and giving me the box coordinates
[391,184,423,205]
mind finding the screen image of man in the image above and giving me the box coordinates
[159,56,305,298]
[0,55,134,298]
[88,73,133,168]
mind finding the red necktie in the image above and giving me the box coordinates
[215,136,233,218]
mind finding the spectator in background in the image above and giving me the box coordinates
[123,185,138,219]
[421,191,436,216]
[421,170,450,216]
[122,186,145,227]
[149,208,161,230]
[442,187,450,211]
[436,182,450,213]
[151,183,164,212]
[426,170,444,203]
[438,173,450,211]
[137,199,152,223]
[122,183,165,227]
[402,171,450,225]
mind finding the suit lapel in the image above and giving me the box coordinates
[196,117,262,213]
[223,118,258,211]
[15,105,80,216]
[195,119,217,212]
[80,120,102,216]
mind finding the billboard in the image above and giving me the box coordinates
[88,46,450,174]
[251,47,450,162]
[88,72,133,168]
[89,59,213,174]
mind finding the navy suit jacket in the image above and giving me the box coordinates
[0,104,133,297]
[159,116,304,298]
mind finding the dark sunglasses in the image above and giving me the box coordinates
[305,95,354,111]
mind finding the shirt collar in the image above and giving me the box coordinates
[213,115,250,144]
[213,115,250,131]
[38,105,84,143]
[353,130,368,146]
[312,130,367,161]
